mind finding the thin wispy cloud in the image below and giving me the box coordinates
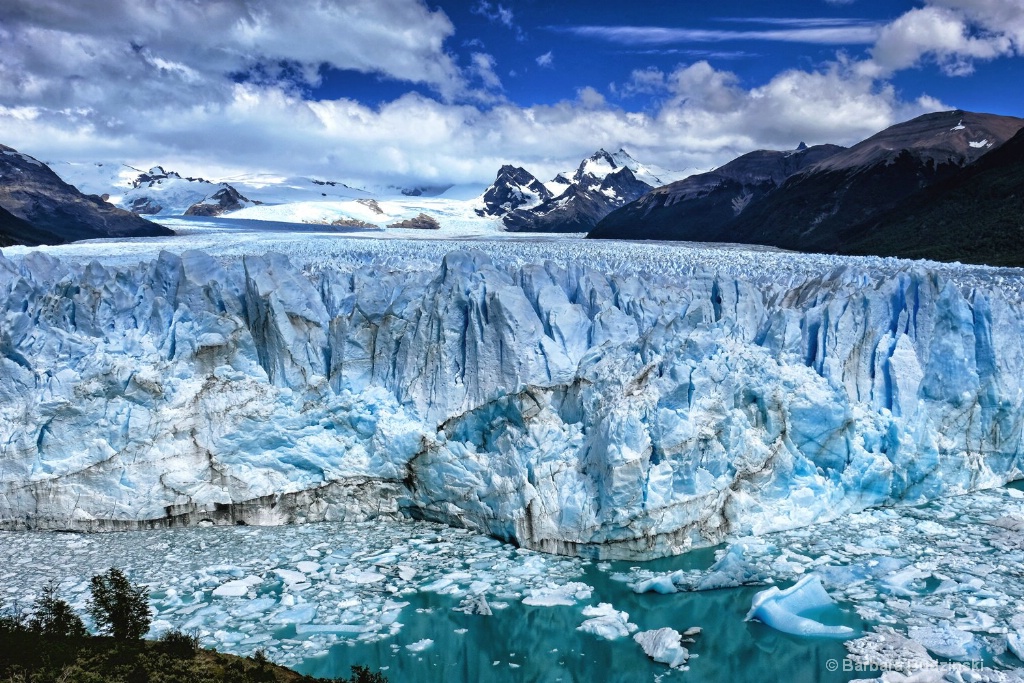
[536,51,554,68]
[472,0,514,28]
[556,24,881,45]
[623,48,761,59]
[472,0,525,41]
[716,17,879,28]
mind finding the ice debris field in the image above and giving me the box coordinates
[0,521,587,669]
[4,485,1024,681]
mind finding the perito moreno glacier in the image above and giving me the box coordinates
[1,237,1022,559]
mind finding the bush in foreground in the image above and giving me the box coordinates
[1,570,389,683]
[30,581,88,638]
[88,567,152,640]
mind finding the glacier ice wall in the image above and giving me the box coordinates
[1,246,1023,558]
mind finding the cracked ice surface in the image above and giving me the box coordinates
[0,520,586,668]
[2,232,1024,558]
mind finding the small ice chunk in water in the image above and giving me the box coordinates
[577,603,638,640]
[522,582,592,607]
[212,576,262,597]
[420,577,454,593]
[696,543,772,590]
[406,639,434,652]
[1007,632,1024,661]
[295,623,370,635]
[341,568,385,585]
[269,604,317,624]
[908,624,981,661]
[454,594,492,616]
[845,627,936,673]
[274,569,308,586]
[745,575,855,638]
[633,628,690,669]
[633,574,678,594]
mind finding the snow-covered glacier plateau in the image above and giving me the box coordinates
[2,230,1023,559]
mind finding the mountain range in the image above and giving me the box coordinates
[591,110,1024,266]
[3,109,1024,268]
[121,166,258,216]
[0,145,172,247]
[478,148,683,232]
[588,143,846,243]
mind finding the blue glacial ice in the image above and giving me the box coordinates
[2,236,1024,558]
[745,575,855,638]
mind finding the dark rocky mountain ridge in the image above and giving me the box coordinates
[590,110,1024,266]
[184,186,254,217]
[841,125,1024,266]
[589,143,845,242]
[729,110,1024,254]
[485,149,665,233]
[0,144,172,247]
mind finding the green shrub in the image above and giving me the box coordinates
[88,568,152,640]
[29,580,88,638]
[343,665,389,683]
[158,628,200,659]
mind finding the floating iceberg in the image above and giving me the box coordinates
[745,575,855,638]
[576,603,637,640]
[405,639,434,653]
[633,627,691,669]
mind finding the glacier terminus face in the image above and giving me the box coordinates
[1,232,1023,559]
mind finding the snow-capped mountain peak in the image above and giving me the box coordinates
[573,149,619,186]
[494,149,666,233]
[568,148,686,189]
[133,166,191,188]
[476,164,553,218]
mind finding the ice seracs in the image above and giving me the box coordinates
[2,235,1024,560]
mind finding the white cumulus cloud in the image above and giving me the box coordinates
[0,0,470,100]
[869,0,1022,76]
[4,0,1019,189]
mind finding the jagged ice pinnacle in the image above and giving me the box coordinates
[1,241,1022,559]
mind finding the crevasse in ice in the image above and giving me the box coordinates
[1,240,1023,558]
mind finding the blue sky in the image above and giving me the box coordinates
[315,1,933,108]
[0,0,1021,185]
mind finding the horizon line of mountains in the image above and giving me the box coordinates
[2,108,1023,267]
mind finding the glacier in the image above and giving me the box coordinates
[2,233,1024,559]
